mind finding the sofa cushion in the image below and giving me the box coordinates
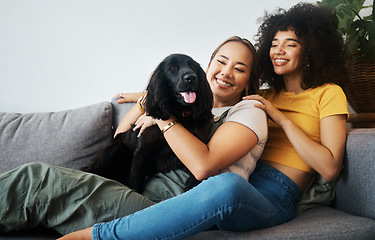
[0,102,113,173]
[188,206,375,240]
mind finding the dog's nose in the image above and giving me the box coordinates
[183,73,196,83]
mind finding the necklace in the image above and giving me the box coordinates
[288,94,297,103]
[281,91,298,103]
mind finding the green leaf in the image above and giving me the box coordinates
[317,0,373,58]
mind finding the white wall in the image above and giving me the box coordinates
[0,0,314,113]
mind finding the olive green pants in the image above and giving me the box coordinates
[0,162,189,235]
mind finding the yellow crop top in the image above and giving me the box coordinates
[260,83,349,173]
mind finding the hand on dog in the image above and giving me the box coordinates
[134,114,157,137]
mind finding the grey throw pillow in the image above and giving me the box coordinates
[0,102,113,173]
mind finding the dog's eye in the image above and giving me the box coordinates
[169,66,178,72]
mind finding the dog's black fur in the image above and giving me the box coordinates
[81,54,213,193]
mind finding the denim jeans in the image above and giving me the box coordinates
[92,162,301,240]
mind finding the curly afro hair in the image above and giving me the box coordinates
[255,2,348,92]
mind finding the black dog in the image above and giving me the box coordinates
[81,54,213,193]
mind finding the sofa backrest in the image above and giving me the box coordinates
[0,102,113,173]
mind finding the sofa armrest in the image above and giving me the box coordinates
[334,128,375,219]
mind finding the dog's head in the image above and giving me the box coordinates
[145,54,213,121]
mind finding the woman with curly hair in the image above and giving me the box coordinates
[245,2,348,208]
[60,3,348,240]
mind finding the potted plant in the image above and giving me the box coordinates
[318,0,375,113]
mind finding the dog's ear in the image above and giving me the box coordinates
[192,65,213,120]
[144,62,171,120]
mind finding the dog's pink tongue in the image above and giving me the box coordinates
[180,92,196,103]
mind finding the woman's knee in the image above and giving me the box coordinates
[215,172,247,187]
[16,162,52,175]
[201,173,249,202]
[19,161,51,170]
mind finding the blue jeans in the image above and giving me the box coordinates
[92,162,300,240]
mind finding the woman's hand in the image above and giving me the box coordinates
[243,95,289,127]
[133,114,157,137]
[57,227,93,240]
[116,92,144,104]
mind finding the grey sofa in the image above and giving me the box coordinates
[1,100,374,240]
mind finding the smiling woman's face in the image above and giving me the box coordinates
[269,30,304,78]
[206,41,253,108]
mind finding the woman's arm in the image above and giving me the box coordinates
[114,104,144,137]
[116,96,265,181]
[114,92,147,137]
[154,114,261,181]
[244,95,346,182]
[274,113,346,181]
[115,92,144,104]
